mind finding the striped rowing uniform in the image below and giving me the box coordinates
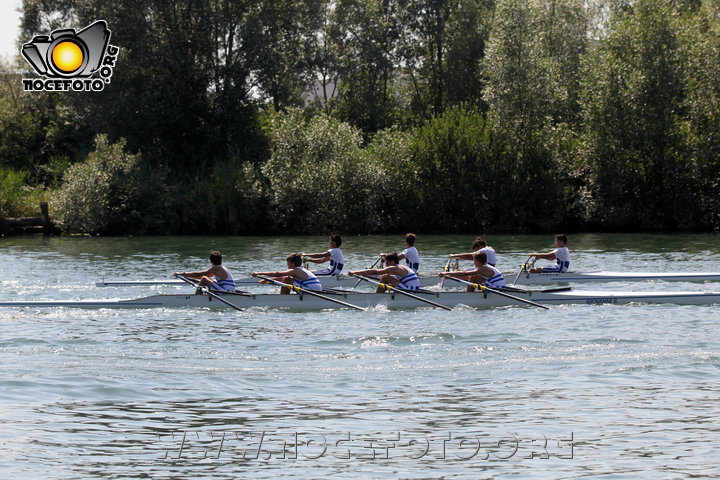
[211,266,236,293]
[542,246,571,273]
[481,265,506,289]
[395,265,420,291]
[313,248,345,276]
[293,267,323,292]
[477,246,497,267]
[402,246,420,272]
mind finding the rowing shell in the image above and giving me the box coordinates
[95,275,445,288]
[96,270,720,289]
[3,288,720,310]
[507,271,720,285]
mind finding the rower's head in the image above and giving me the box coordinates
[473,252,488,266]
[405,233,416,247]
[330,233,342,248]
[472,237,487,250]
[209,251,222,265]
[384,252,400,266]
[286,253,303,268]
[554,234,568,247]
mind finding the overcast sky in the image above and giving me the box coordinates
[0,1,22,61]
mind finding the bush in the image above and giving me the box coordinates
[261,109,365,233]
[0,168,48,217]
[52,135,144,234]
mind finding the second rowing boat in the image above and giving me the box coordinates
[4,288,720,310]
[96,270,720,289]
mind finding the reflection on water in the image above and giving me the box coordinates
[1,234,719,478]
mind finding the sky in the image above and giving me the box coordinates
[0,1,23,61]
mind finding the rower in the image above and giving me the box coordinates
[528,234,571,273]
[439,252,506,292]
[448,237,497,267]
[252,253,323,294]
[350,252,420,293]
[393,233,420,273]
[174,250,236,295]
[303,233,345,276]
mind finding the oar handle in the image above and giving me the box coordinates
[512,256,533,285]
[351,255,384,289]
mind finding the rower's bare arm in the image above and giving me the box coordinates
[529,251,556,260]
[449,253,473,260]
[351,266,397,276]
[440,270,475,278]
[252,269,293,277]
[175,267,214,278]
[304,255,330,264]
[303,251,327,259]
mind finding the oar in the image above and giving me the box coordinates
[351,274,452,311]
[444,276,549,310]
[512,256,532,285]
[351,255,384,289]
[255,275,366,311]
[440,257,453,288]
[174,274,244,311]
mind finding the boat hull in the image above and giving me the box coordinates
[96,271,720,289]
[3,289,720,310]
[507,271,720,285]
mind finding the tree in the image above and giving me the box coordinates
[331,0,401,133]
[579,0,694,229]
[482,0,588,229]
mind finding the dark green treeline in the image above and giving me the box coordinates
[0,0,718,234]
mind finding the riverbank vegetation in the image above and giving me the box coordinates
[1,0,719,234]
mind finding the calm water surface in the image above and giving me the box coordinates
[1,234,719,479]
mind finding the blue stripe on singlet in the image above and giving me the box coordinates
[214,279,236,293]
[295,276,322,291]
[542,260,570,273]
[485,273,506,289]
[398,271,420,290]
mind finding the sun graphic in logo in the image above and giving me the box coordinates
[51,41,84,73]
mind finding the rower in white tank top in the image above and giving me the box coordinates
[313,247,344,276]
[401,246,420,273]
[211,265,236,292]
[292,267,323,291]
[477,246,496,267]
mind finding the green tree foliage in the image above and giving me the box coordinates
[397,0,495,115]
[403,105,495,231]
[3,0,719,234]
[579,0,694,230]
[52,135,168,234]
[331,0,401,133]
[0,60,85,180]
[482,0,588,230]
[678,4,720,229]
[0,168,47,217]
[259,108,367,233]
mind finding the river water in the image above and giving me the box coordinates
[1,233,719,479]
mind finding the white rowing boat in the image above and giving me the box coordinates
[96,270,720,289]
[3,288,720,310]
[506,271,720,285]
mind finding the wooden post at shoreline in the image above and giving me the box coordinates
[0,202,57,235]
